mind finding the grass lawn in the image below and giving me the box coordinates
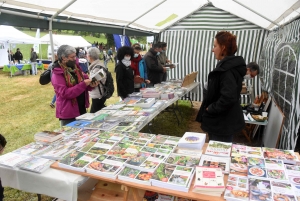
[0,59,193,200]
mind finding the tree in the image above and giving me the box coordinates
[105,33,115,49]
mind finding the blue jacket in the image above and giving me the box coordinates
[139,59,148,88]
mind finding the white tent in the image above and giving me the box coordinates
[0,25,40,44]
[39,34,91,47]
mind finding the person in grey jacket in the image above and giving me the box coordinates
[30,48,38,75]
[87,47,107,113]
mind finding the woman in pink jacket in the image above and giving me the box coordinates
[51,45,98,126]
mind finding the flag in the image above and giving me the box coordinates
[113,34,131,51]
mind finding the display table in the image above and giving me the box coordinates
[0,165,87,201]
[51,143,227,201]
[3,63,44,76]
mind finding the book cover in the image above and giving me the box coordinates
[54,126,81,136]
[0,152,32,168]
[134,98,156,108]
[86,155,127,178]
[173,147,202,158]
[231,145,263,158]
[65,120,92,128]
[84,121,103,129]
[34,131,63,143]
[98,121,119,131]
[95,109,117,116]
[118,166,152,185]
[249,178,271,201]
[151,163,195,192]
[193,166,224,189]
[177,132,206,150]
[262,147,298,164]
[285,164,300,176]
[59,151,97,172]
[224,175,249,201]
[205,140,232,157]
[92,114,109,122]
[13,142,53,156]
[247,157,266,178]
[270,180,296,201]
[18,157,54,173]
[165,153,200,167]
[125,152,166,172]
[106,142,143,159]
[93,131,125,142]
[125,132,155,142]
[41,142,78,160]
[83,138,117,155]
[76,113,97,120]
[230,155,248,176]
[199,154,230,174]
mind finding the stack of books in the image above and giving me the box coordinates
[192,166,225,196]
[134,98,156,108]
[0,152,32,168]
[177,132,206,150]
[18,157,54,173]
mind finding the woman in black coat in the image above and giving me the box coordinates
[197,31,246,142]
[115,46,134,100]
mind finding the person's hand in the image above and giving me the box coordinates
[167,59,171,63]
[84,79,92,86]
[206,108,208,111]
[170,64,176,69]
[145,79,150,84]
[163,67,167,73]
[90,81,99,87]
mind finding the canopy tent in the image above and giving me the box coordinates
[40,34,91,47]
[0,25,40,44]
[0,0,299,35]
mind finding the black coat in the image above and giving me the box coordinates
[115,62,134,99]
[14,51,23,61]
[144,48,164,84]
[197,55,246,136]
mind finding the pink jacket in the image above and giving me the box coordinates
[51,63,92,119]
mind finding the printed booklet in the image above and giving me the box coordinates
[205,140,232,157]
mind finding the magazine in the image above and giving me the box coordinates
[199,154,230,174]
[224,175,249,201]
[86,155,127,179]
[150,163,195,192]
[0,152,32,168]
[205,140,232,157]
[18,157,54,173]
[249,178,271,201]
[285,164,300,176]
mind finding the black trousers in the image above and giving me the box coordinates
[90,98,106,113]
[0,179,3,201]
[60,118,75,126]
[208,134,233,143]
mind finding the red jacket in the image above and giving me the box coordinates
[131,54,142,76]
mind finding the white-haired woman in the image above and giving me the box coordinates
[87,47,107,113]
[51,45,98,126]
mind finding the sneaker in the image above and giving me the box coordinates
[50,103,55,108]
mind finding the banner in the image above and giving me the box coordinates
[113,34,131,51]
[33,28,40,53]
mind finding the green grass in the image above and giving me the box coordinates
[0,55,193,200]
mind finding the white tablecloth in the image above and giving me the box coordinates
[0,166,86,201]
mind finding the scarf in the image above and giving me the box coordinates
[121,59,131,67]
[59,61,84,105]
[131,54,142,76]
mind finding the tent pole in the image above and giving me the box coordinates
[49,0,77,62]
[232,0,280,27]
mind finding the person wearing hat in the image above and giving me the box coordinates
[14,48,23,64]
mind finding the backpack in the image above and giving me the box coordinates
[94,65,115,99]
[39,64,54,85]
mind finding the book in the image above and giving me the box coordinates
[102,104,126,110]
[262,147,298,164]
[123,97,141,106]
[199,154,230,174]
[230,155,248,176]
[58,151,98,172]
[205,140,232,157]
[18,157,54,173]
[81,138,117,155]
[247,157,267,179]
[134,98,156,108]
[177,132,206,150]
[92,131,125,142]
[85,155,127,179]
[157,194,175,201]
[95,109,117,116]
[142,142,176,156]
[13,142,53,156]
[41,141,78,160]
[224,175,249,201]
[173,147,202,158]
[160,92,175,100]
[0,152,31,168]
[34,131,63,143]
[98,121,119,131]
[76,113,97,120]
[106,142,143,159]
[84,121,104,129]
[165,153,200,167]
[192,166,225,196]
[65,120,92,128]
[92,114,109,122]
[118,166,153,185]
[151,163,195,192]
[54,126,81,137]
[285,164,300,176]
[71,128,99,147]
[270,180,296,201]
[231,144,263,158]
[124,152,166,172]
[124,132,155,142]
[249,178,271,201]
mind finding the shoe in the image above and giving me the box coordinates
[50,103,55,108]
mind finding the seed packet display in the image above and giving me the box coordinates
[86,155,127,178]
[230,155,248,176]
[150,163,195,192]
[249,178,271,201]
[199,154,230,174]
[270,180,296,201]
[224,175,249,201]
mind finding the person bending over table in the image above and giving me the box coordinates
[115,46,134,100]
[198,31,246,142]
[51,45,98,126]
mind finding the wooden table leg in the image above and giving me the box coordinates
[121,185,129,201]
